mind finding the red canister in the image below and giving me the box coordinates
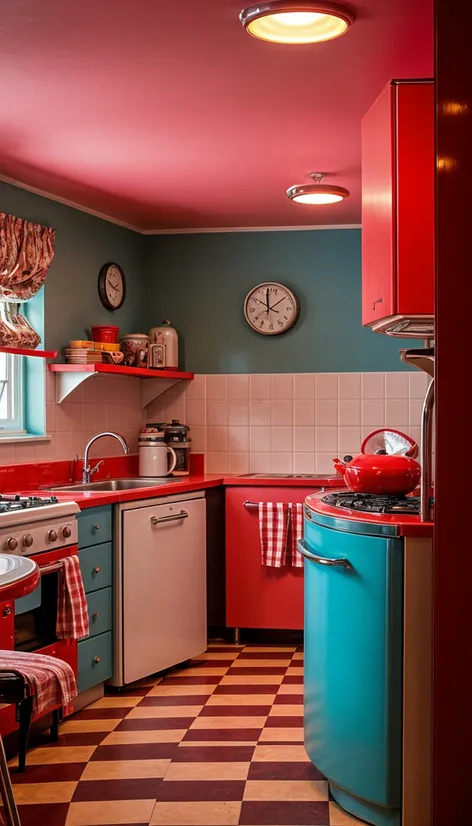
[91,325,120,343]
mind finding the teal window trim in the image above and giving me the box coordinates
[23,289,47,436]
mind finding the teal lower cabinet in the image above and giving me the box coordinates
[78,631,113,694]
[86,588,112,639]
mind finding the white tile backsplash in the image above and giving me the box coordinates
[139,371,431,478]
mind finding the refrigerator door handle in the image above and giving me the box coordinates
[297,539,352,569]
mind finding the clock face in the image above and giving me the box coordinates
[244,282,299,335]
[98,263,126,310]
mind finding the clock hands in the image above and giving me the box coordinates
[252,297,279,313]
[268,295,288,310]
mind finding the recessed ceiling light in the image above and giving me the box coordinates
[286,173,350,204]
[240,2,354,45]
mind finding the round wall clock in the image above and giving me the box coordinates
[98,263,126,310]
[244,282,299,335]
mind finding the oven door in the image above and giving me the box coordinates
[14,546,79,658]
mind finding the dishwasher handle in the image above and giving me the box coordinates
[297,538,352,569]
[151,511,189,525]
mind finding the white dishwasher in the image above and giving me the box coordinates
[111,491,207,686]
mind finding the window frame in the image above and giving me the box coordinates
[0,352,25,435]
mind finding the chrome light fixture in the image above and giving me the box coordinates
[240,1,354,45]
[286,173,350,204]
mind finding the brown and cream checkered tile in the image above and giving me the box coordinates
[1,643,367,826]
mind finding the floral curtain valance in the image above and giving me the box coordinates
[0,212,56,349]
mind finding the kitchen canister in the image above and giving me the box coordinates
[120,333,149,367]
[149,321,178,369]
[163,420,191,476]
[138,428,177,477]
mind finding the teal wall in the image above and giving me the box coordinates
[0,181,145,352]
[144,229,412,373]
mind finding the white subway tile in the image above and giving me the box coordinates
[207,426,228,452]
[250,401,271,427]
[362,373,385,399]
[386,373,409,399]
[271,426,293,452]
[315,400,338,426]
[190,425,206,452]
[409,426,421,448]
[338,373,361,399]
[294,400,315,427]
[409,398,424,427]
[250,452,271,473]
[339,400,361,426]
[228,400,249,426]
[294,427,315,453]
[227,375,250,400]
[386,399,408,426]
[250,426,271,452]
[187,400,206,426]
[316,374,338,399]
[186,374,206,401]
[409,371,429,399]
[206,375,227,400]
[271,453,293,473]
[338,426,362,454]
[228,452,250,475]
[206,400,227,426]
[362,399,385,427]
[250,374,271,399]
[316,453,337,474]
[271,374,294,399]
[294,374,315,400]
[271,401,293,426]
[316,427,338,452]
[206,452,228,473]
[294,453,315,474]
[228,426,249,452]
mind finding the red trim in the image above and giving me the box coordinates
[0,568,40,604]
[49,363,194,380]
[0,347,58,358]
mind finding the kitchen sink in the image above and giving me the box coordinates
[50,478,182,492]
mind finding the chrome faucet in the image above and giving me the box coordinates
[82,432,130,484]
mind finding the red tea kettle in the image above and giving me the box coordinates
[333,450,421,496]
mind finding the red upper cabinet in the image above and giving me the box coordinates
[362,80,435,337]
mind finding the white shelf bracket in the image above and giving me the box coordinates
[55,371,96,403]
[140,377,180,408]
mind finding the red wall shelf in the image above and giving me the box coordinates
[0,346,58,358]
[48,362,194,406]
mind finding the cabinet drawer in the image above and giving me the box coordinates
[78,631,112,693]
[78,506,112,549]
[86,588,112,638]
[79,543,112,593]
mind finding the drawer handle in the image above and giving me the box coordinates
[94,656,101,664]
[94,566,100,574]
[297,539,352,569]
[151,511,188,525]
[94,524,100,530]
[92,611,100,619]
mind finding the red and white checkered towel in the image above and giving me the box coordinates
[259,502,290,567]
[288,502,304,568]
[0,650,77,716]
[56,555,89,640]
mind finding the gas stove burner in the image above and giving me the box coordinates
[0,494,59,514]
[322,492,421,515]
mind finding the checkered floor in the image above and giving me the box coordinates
[4,644,364,825]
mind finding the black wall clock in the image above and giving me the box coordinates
[98,263,126,310]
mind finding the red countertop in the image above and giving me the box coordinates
[305,490,434,538]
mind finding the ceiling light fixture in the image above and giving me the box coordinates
[286,173,350,204]
[240,1,354,45]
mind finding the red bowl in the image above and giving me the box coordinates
[91,325,120,343]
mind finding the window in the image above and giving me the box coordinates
[0,353,25,434]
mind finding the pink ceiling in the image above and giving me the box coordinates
[0,0,433,231]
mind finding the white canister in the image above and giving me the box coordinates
[149,321,178,369]
[139,433,177,477]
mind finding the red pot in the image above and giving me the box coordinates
[91,325,119,343]
[333,452,421,496]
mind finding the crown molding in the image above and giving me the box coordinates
[141,223,361,235]
[0,175,361,235]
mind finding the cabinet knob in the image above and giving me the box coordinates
[94,524,100,530]
[94,566,100,574]
[92,611,100,619]
[62,526,72,539]
[48,529,58,542]
[94,656,101,664]
[6,537,18,551]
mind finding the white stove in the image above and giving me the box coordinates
[0,495,79,556]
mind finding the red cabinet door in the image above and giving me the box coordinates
[226,486,318,631]
[362,80,434,328]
